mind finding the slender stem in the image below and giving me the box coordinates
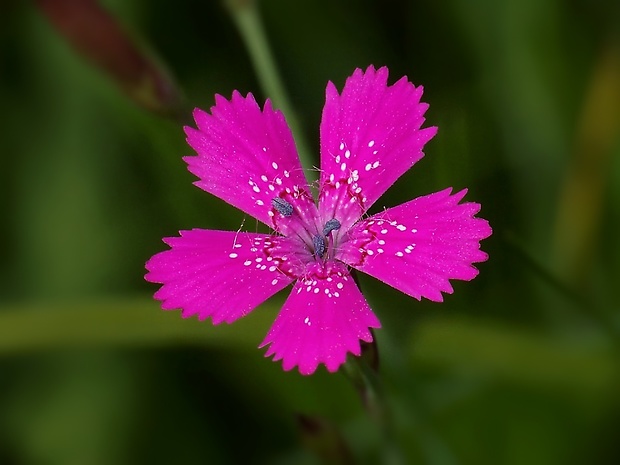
[224,0,315,174]
[342,353,385,427]
[342,355,406,465]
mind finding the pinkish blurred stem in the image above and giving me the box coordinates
[35,0,186,120]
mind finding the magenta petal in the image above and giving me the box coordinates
[145,229,294,323]
[338,188,492,302]
[184,92,318,232]
[260,263,381,375]
[318,65,437,227]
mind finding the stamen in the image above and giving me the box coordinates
[322,218,341,236]
[271,197,294,217]
[313,234,327,258]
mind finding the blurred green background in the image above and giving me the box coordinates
[1,0,619,464]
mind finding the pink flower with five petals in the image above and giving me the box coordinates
[145,66,492,375]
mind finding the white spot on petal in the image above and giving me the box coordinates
[229,253,238,259]
[271,162,278,170]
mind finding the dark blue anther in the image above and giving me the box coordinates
[322,218,341,236]
[271,197,294,217]
[313,234,327,258]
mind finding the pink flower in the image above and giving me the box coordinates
[145,66,492,375]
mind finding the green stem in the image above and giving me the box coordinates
[342,354,385,427]
[224,0,315,175]
[342,355,406,465]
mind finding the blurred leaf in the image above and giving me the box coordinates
[410,316,617,400]
[4,353,138,465]
[553,40,620,286]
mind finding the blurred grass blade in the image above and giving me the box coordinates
[35,0,185,119]
[0,297,278,355]
[223,0,314,173]
[553,40,620,286]
[0,298,616,401]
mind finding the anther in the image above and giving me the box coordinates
[322,218,341,236]
[271,197,294,217]
[313,234,327,258]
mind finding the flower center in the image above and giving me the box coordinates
[270,195,343,265]
[312,219,341,259]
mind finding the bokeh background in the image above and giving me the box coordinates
[1,0,619,464]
